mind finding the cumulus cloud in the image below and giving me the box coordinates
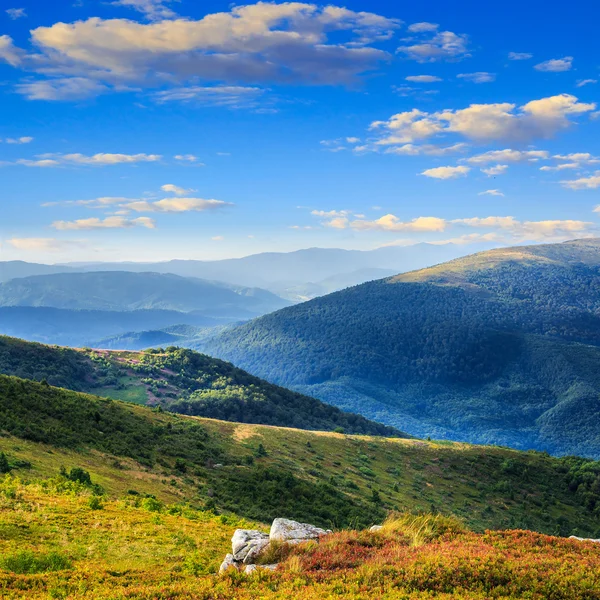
[384,142,467,156]
[405,75,442,83]
[457,72,496,83]
[481,164,509,176]
[453,215,593,241]
[350,215,447,232]
[508,52,532,60]
[161,184,194,195]
[421,165,470,179]
[369,95,595,148]
[534,57,573,72]
[561,173,600,189]
[407,22,439,33]
[6,8,26,19]
[478,189,504,196]
[0,35,23,67]
[397,30,470,62]
[5,4,401,99]
[123,198,232,212]
[52,216,156,230]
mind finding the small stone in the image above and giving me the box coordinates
[270,518,329,544]
[370,525,383,532]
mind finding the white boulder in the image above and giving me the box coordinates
[244,563,278,574]
[570,535,600,543]
[270,518,329,544]
[369,525,383,532]
[232,529,269,561]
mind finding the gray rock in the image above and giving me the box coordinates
[370,525,383,532]
[232,529,269,561]
[219,553,239,573]
[270,518,329,544]
[570,535,600,543]
[243,539,271,564]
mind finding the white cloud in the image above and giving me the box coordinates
[467,149,550,164]
[112,0,178,20]
[123,198,232,213]
[3,136,33,144]
[453,215,593,241]
[481,164,509,176]
[397,30,470,62]
[0,35,23,67]
[15,158,61,167]
[407,22,439,33]
[153,85,266,108]
[543,154,600,173]
[350,215,447,232]
[429,232,505,245]
[508,52,533,60]
[561,173,600,190]
[457,72,496,83]
[478,189,504,197]
[384,142,467,156]
[534,57,573,72]
[405,75,442,83]
[6,8,26,19]
[161,184,194,195]
[7,238,81,251]
[421,165,470,179]
[369,95,595,148]
[42,196,136,208]
[16,78,110,101]
[174,154,201,163]
[311,209,353,218]
[577,79,597,88]
[8,152,161,167]
[52,216,156,230]
[6,4,401,100]
[211,235,224,241]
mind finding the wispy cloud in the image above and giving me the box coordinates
[478,189,504,197]
[5,8,26,19]
[421,165,470,179]
[52,216,156,230]
[534,57,573,72]
[457,72,496,83]
[508,52,533,60]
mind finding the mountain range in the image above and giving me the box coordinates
[206,238,600,459]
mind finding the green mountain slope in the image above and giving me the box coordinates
[3,373,600,537]
[0,271,290,317]
[0,335,399,437]
[206,239,600,458]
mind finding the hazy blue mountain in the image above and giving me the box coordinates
[0,261,73,283]
[0,306,234,347]
[60,242,498,294]
[206,238,600,459]
[0,271,290,316]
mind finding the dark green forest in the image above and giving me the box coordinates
[0,336,401,437]
[207,240,600,458]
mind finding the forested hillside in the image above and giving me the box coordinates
[0,336,399,437]
[207,239,600,458]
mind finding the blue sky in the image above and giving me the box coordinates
[1,0,599,262]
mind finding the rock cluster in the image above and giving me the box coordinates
[570,535,600,543]
[219,518,331,574]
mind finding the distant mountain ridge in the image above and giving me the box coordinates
[206,238,600,459]
[0,271,290,316]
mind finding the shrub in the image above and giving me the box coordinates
[381,513,467,546]
[1,550,72,574]
[0,452,10,474]
[88,495,103,510]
